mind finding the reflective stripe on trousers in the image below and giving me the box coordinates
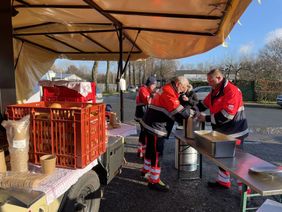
[216,167,231,188]
[143,132,162,183]
[149,166,161,183]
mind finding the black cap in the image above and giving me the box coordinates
[145,76,157,86]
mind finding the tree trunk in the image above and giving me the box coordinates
[116,61,119,92]
[91,61,99,83]
[138,64,142,85]
[142,60,147,83]
[124,63,127,81]
[105,61,110,92]
[128,62,131,86]
[133,62,136,86]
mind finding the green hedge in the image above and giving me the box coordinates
[255,80,282,102]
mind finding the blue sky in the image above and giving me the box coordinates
[179,0,282,67]
[55,0,282,73]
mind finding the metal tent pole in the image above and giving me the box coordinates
[118,27,124,122]
[0,0,16,114]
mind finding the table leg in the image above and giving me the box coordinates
[240,183,248,212]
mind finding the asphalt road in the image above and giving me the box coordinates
[100,93,282,212]
[103,92,282,128]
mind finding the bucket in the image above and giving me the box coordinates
[175,139,198,171]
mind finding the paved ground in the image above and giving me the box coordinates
[100,128,282,212]
[100,94,282,212]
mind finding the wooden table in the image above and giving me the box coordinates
[173,130,282,212]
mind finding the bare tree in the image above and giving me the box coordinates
[136,61,144,85]
[143,60,147,83]
[132,62,136,86]
[238,57,258,81]
[153,59,177,81]
[257,37,282,80]
[128,62,132,86]
[91,61,99,83]
[105,61,110,92]
[123,62,127,82]
[51,64,65,74]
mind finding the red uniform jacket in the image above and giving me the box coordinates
[196,79,248,139]
[141,82,192,137]
[135,85,152,122]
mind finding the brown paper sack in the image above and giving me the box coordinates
[110,112,120,128]
[0,149,7,173]
[40,155,56,175]
[1,115,30,172]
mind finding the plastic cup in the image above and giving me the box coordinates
[40,155,56,175]
[0,149,7,173]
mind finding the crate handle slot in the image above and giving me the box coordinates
[34,112,50,119]
[90,111,98,116]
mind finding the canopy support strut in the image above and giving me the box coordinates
[117,27,124,122]
[0,0,16,114]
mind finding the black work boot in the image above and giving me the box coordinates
[140,172,150,181]
[207,181,230,189]
[148,180,169,192]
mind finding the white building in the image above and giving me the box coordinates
[176,69,237,82]
[176,70,208,82]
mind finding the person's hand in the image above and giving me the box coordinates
[197,113,206,122]
[189,109,196,117]
[182,96,189,102]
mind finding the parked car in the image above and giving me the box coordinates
[96,87,103,103]
[192,86,212,101]
[277,94,282,107]
[128,85,137,92]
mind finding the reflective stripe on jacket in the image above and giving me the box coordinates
[141,83,191,137]
[135,85,151,122]
[196,79,248,139]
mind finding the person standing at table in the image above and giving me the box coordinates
[141,76,195,192]
[135,76,157,159]
[195,68,249,190]
[177,84,199,129]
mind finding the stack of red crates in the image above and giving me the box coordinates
[6,101,106,169]
[41,82,96,103]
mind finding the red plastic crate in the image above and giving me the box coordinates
[6,101,106,169]
[41,82,96,103]
[42,86,58,98]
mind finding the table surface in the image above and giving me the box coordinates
[173,130,282,196]
[0,124,137,206]
[108,123,137,137]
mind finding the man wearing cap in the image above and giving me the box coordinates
[135,76,157,159]
[140,76,195,192]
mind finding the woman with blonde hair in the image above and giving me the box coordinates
[176,83,199,129]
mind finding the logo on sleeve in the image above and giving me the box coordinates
[228,104,234,110]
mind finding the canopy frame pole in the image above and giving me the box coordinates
[117,27,124,122]
[0,0,16,114]
[122,30,141,75]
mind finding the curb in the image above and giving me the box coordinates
[244,103,281,109]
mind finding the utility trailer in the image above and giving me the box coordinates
[0,127,135,212]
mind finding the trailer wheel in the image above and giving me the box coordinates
[62,170,101,212]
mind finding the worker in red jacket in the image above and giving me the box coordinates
[135,76,157,158]
[195,68,249,191]
[141,76,195,192]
